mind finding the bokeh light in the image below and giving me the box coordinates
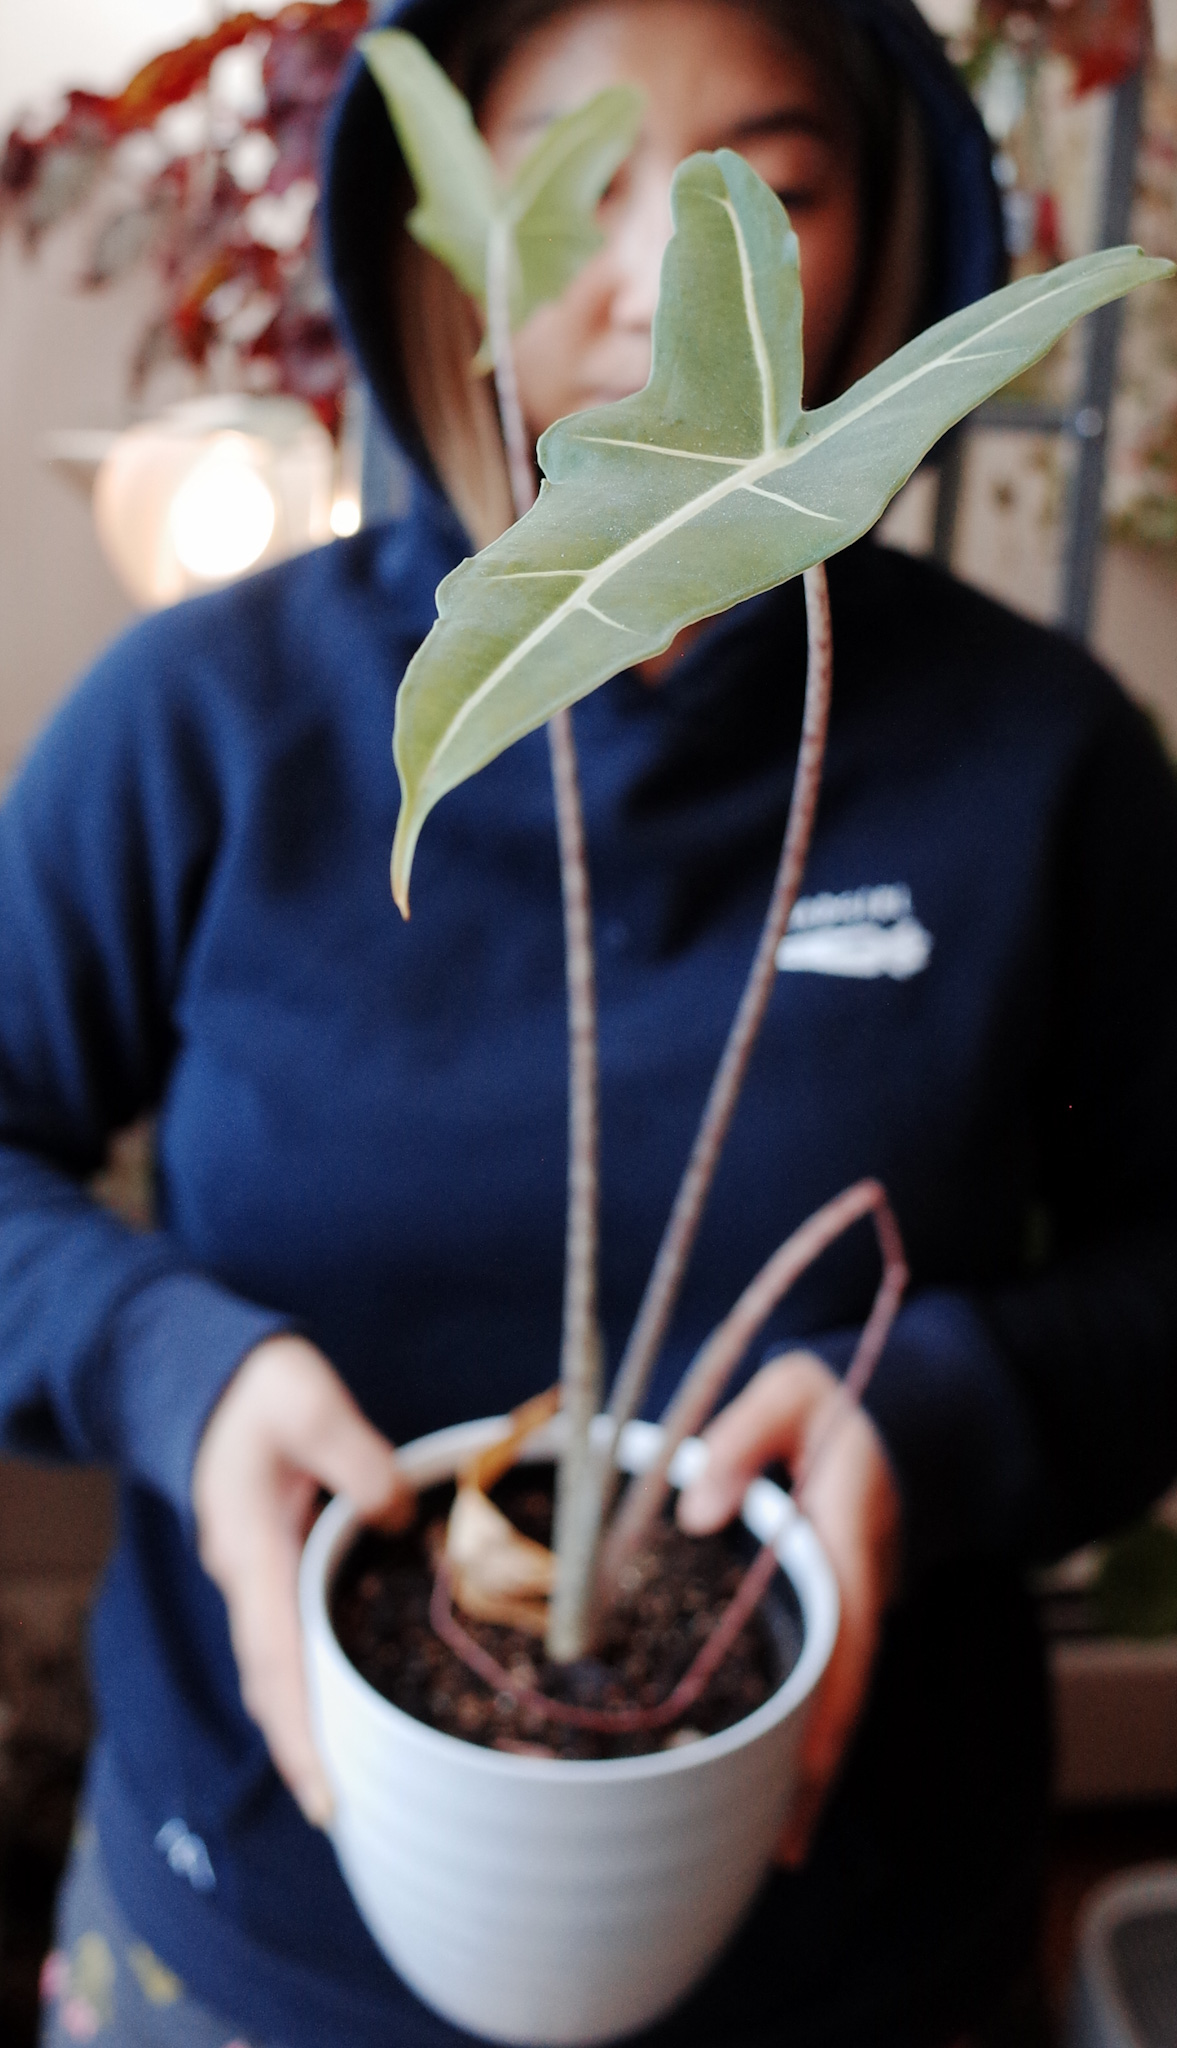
[170,436,277,581]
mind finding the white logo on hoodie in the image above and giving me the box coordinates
[775,884,932,981]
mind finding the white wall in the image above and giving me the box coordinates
[4,0,1175,140]
[0,0,303,134]
[0,218,151,783]
[0,0,338,784]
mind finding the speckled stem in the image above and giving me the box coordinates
[486,235,604,1663]
[597,1180,909,1599]
[599,564,834,1484]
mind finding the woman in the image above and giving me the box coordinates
[7,2,1177,2044]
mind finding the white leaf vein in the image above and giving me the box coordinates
[583,601,633,631]
[715,194,777,451]
[740,483,836,520]
[486,568,589,580]
[574,436,746,465]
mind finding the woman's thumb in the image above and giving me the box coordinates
[676,1352,829,1534]
[676,1461,746,1534]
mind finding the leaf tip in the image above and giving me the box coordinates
[391,809,416,920]
[391,860,412,922]
[357,26,403,75]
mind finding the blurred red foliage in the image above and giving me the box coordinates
[0,1,369,436]
[977,0,1149,96]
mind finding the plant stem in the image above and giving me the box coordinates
[545,706,605,1660]
[597,1180,908,1593]
[599,562,834,1471]
[486,223,539,523]
[486,225,604,1661]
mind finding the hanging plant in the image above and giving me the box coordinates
[974,0,1149,97]
[0,1,368,436]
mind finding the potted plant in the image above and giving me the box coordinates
[298,30,1171,2044]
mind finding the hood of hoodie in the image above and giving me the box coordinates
[321,0,1004,502]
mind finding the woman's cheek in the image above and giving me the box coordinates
[513,302,578,439]
[795,203,862,400]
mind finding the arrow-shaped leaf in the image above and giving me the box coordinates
[360,28,643,333]
[391,147,1172,911]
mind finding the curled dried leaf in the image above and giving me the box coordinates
[445,1386,559,1634]
[446,1489,554,1635]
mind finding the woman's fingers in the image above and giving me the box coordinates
[203,1334,415,1526]
[279,1356,416,1528]
[775,1461,888,1865]
[777,1590,879,1865]
[192,1335,413,1827]
[675,1349,901,1866]
[676,1351,833,1534]
[218,1466,335,1827]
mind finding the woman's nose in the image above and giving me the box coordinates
[607,167,674,331]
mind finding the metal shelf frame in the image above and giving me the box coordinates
[932,67,1146,642]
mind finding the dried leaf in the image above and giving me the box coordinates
[445,1387,559,1633]
[446,1489,555,1635]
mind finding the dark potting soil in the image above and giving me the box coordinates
[331,1467,801,1762]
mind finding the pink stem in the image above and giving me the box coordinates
[597,1179,908,1597]
[429,1178,906,1737]
[588,565,834,1625]
[602,564,833,1465]
[430,1541,780,1737]
[486,224,537,521]
[794,1190,908,1496]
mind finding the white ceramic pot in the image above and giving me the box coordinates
[300,1414,838,2047]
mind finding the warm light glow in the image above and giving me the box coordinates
[330,495,362,537]
[169,438,277,581]
[91,396,336,610]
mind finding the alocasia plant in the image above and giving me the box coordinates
[363,31,645,1658]
[367,32,1172,1676]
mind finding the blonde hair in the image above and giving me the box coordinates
[395,235,515,547]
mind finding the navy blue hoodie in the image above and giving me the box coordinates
[2,5,1176,2046]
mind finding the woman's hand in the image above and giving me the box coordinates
[676,1351,901,1866]
[192,1334,414,1828]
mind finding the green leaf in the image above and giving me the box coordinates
[499,84,645,328]
[361,29,494,304]
[360,29,642,330]
[391,148,1172,911]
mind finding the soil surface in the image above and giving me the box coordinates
[331,1468,800,1761]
